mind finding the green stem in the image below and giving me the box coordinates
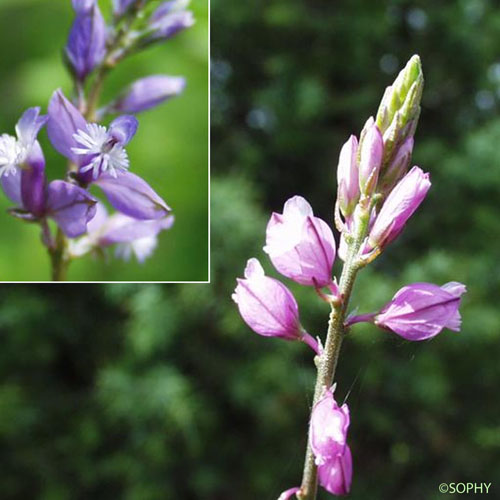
[297,204,370,500]
[49,228,69,281]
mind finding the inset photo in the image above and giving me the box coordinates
[0,0,208,282]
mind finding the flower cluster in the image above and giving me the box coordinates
[233,55,466,498]
[0,0,194,278]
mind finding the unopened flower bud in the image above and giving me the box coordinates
[376,55,423,167]
[374,282,467,340]
[232,258,319,353]
[376,55,423,135]
[378,136,414,195]
[66,0,107,81]
[263,196,336,287]
[358,121,383,196]
[310,389,350,466]
[336,135,359,217]
[140,0,195,46]
[368,166,430,249]
[109,75,186,114]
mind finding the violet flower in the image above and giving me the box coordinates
[232,258,319,353]
[72,115,138,180]
[70,203,174,262]
[310,388,350,466]
[66,0,107,81]
[336,135,359,218]
[318,445,353,496]
[263,196,336,288]
[144,0,195,43]
[0,108,96,237]
[0,107,47,179]
[373,282,466,340]
[358,118,384,197]
[47,90,171,220]
[107,75,186,114]
[368,166,431,249]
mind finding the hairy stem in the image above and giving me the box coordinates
[297,205,370,500]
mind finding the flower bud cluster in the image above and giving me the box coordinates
[232,196,338,354]
[336,55,428,255]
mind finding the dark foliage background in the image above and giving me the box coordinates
[1,0,500,499]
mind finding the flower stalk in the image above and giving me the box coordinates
[297,202,369,500]
[233,54,466,500]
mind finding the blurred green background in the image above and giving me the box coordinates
[0,0,208,281]
[1,0,500,499]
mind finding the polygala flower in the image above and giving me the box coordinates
[368,166,431,249]
[358,118,384,196]
[0,108,96,236]
[144,0,195,43]
[70,203,174,262]
[47,90,171,221]
[318,445,353,496]
[336,135,359,218]
[232,258,319,353]
[66,0,107,81]
[310,388,350,466]
[374,282,467,340]
[71,115,138,179]
[264,196,336,288]
[0,107,47,179]
[108,75,186,114]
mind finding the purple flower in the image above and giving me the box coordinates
[0,108,48,216]
[72,115,138,180]
[263,196,336,287]
[374,282,467,340]
[232,258,319,352]
[337,135,359,218]
[47,89,138,181]
[0,107,97,237]
[109,75,186,114]
[310,389,350,466]
[0,107,47,178]
[66,0,107,81]
[358,118,383,196]
[318,445,353,496]
[368,166,431,249]
[145,0,195,43]
[47,90,170,220]
[70,203,174,262]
